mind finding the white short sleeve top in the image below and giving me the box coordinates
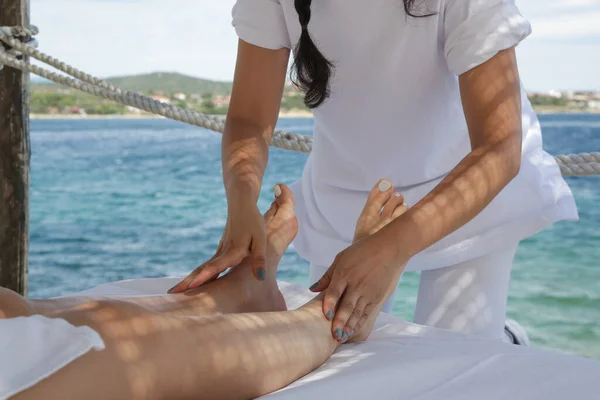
[231,0,578,270]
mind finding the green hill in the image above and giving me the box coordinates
[32,72,233,95]
[106,72,232,94]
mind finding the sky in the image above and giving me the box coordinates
[32,0,600,91]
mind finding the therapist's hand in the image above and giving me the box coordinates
[310,179,411,342]
[168,199,267,293]
[310,232,407,342]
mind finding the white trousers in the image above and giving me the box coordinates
[309,243,519,340]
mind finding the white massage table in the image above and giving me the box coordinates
[67,277,600,400]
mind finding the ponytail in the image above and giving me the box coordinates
[291,0,333,109]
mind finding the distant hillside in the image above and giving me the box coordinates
[31,72,233,95]
[107,72,232,94]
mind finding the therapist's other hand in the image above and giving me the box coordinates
[310,179,409,342]
[168,198,267,294]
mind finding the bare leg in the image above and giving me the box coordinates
[29,186,297,318]
[13,293,338,400]
[6,181,409,399]
[4,185,338,400]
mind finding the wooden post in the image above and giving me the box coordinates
[0,0,31,296]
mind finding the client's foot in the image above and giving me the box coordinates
[348,179,409,342]
[185,184,297,314]
[354,179,408,243]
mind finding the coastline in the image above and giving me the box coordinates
[31,108,599,121]
[31,110,315,120]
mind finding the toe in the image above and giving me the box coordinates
[381,192,404,219]
[359,179,394,221]
[274,184,295,208]
[263,201,278,221]
[392,204,409,220]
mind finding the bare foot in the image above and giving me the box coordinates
[354,179,408,243]
[184,184,298,314]
[30,185,298,319]
[347,179,409,343]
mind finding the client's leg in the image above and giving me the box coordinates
[31,185,298,318]
[5,184,338,399]
[15,292,340,400]
[7,180,406,400]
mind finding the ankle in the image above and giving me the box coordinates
[297,300,339,352]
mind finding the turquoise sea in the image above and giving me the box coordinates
[29,114,600,359]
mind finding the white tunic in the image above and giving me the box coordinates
[232,0,578,271]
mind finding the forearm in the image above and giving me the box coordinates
[221,116,272,204]
[386,136,521,262]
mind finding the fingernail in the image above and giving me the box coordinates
[350,330,355,338]
[167,285,177,293]
[334,328,343,339]
[310,282,318,291]
[257,268,266,281]
[273,185,282,197]
[341,331,348,341]
[378,179,392,192]
[326,310,334,320]
[395,192,402,198]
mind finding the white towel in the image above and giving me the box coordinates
[0,315,104,400]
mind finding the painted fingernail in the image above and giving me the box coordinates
[341,331,348,341]
[310,282,318,291]
[334,328,343,339]
[257,268,266,281]
[378,179,392,192]
[326,310,334,320]
[350,330,355,338]
[273,185,282,197]
[395,192,402,198]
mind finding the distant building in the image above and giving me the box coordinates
[213,95,231,107]
[547,90,562,98]
[174,93,187,101]
[66,106,87,116]
[572,94,590,102]
[588,101,600,109]
[151,95,171,104]
[126,106,142,114]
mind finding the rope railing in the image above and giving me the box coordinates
[1,25,599,176]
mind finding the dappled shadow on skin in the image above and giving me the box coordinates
[3,279,340,400]
[405,48,522,338]
[53,298,338,400]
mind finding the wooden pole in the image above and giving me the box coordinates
[0,0,31,296]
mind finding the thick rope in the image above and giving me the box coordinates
[0,27,312,153]
[1,26,599,176]
[556,153,600,176]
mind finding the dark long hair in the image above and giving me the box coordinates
[291,0,433,108]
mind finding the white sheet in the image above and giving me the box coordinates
[0,316,104,400]
[71,277,600,400]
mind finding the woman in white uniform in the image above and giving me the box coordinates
[171,0,578,342]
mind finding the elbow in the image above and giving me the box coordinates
[508,156,521,182]
[503,135,522,182]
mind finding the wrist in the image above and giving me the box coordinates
[225,179,261,205]
[375,223,412,268]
